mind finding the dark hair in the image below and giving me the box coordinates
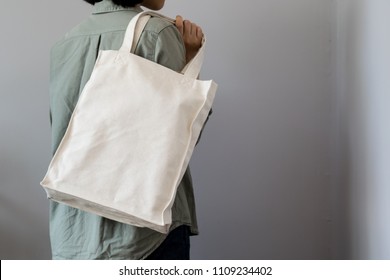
[83,0,143,8]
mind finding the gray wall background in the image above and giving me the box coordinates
[1,0,388,259]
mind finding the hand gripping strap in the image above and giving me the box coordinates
[119,11,206,79]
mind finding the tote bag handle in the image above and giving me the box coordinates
[119,11,205,80]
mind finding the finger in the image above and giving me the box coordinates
[183,20,192,35]
[196,26,203,39]
[191,23,198,36]
[175,15,184,35]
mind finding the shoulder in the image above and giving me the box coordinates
[142,16,184,49]
[144,16,179,35]
[136,16,186,71]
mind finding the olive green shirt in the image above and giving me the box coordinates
[49,0,198,259]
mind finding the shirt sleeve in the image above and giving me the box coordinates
[134,19,186,72]
[154,25,186,72]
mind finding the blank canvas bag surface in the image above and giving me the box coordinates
[41,11,217,233]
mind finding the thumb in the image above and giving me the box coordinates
[175,15,184,35]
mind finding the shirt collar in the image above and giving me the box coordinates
[92,0,143,14]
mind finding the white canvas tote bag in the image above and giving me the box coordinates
[40,11,217,234]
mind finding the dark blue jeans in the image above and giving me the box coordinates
[146,225,190,260]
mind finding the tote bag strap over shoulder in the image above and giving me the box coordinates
[119,11,206,80]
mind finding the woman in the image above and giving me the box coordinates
[49,0,204,259]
